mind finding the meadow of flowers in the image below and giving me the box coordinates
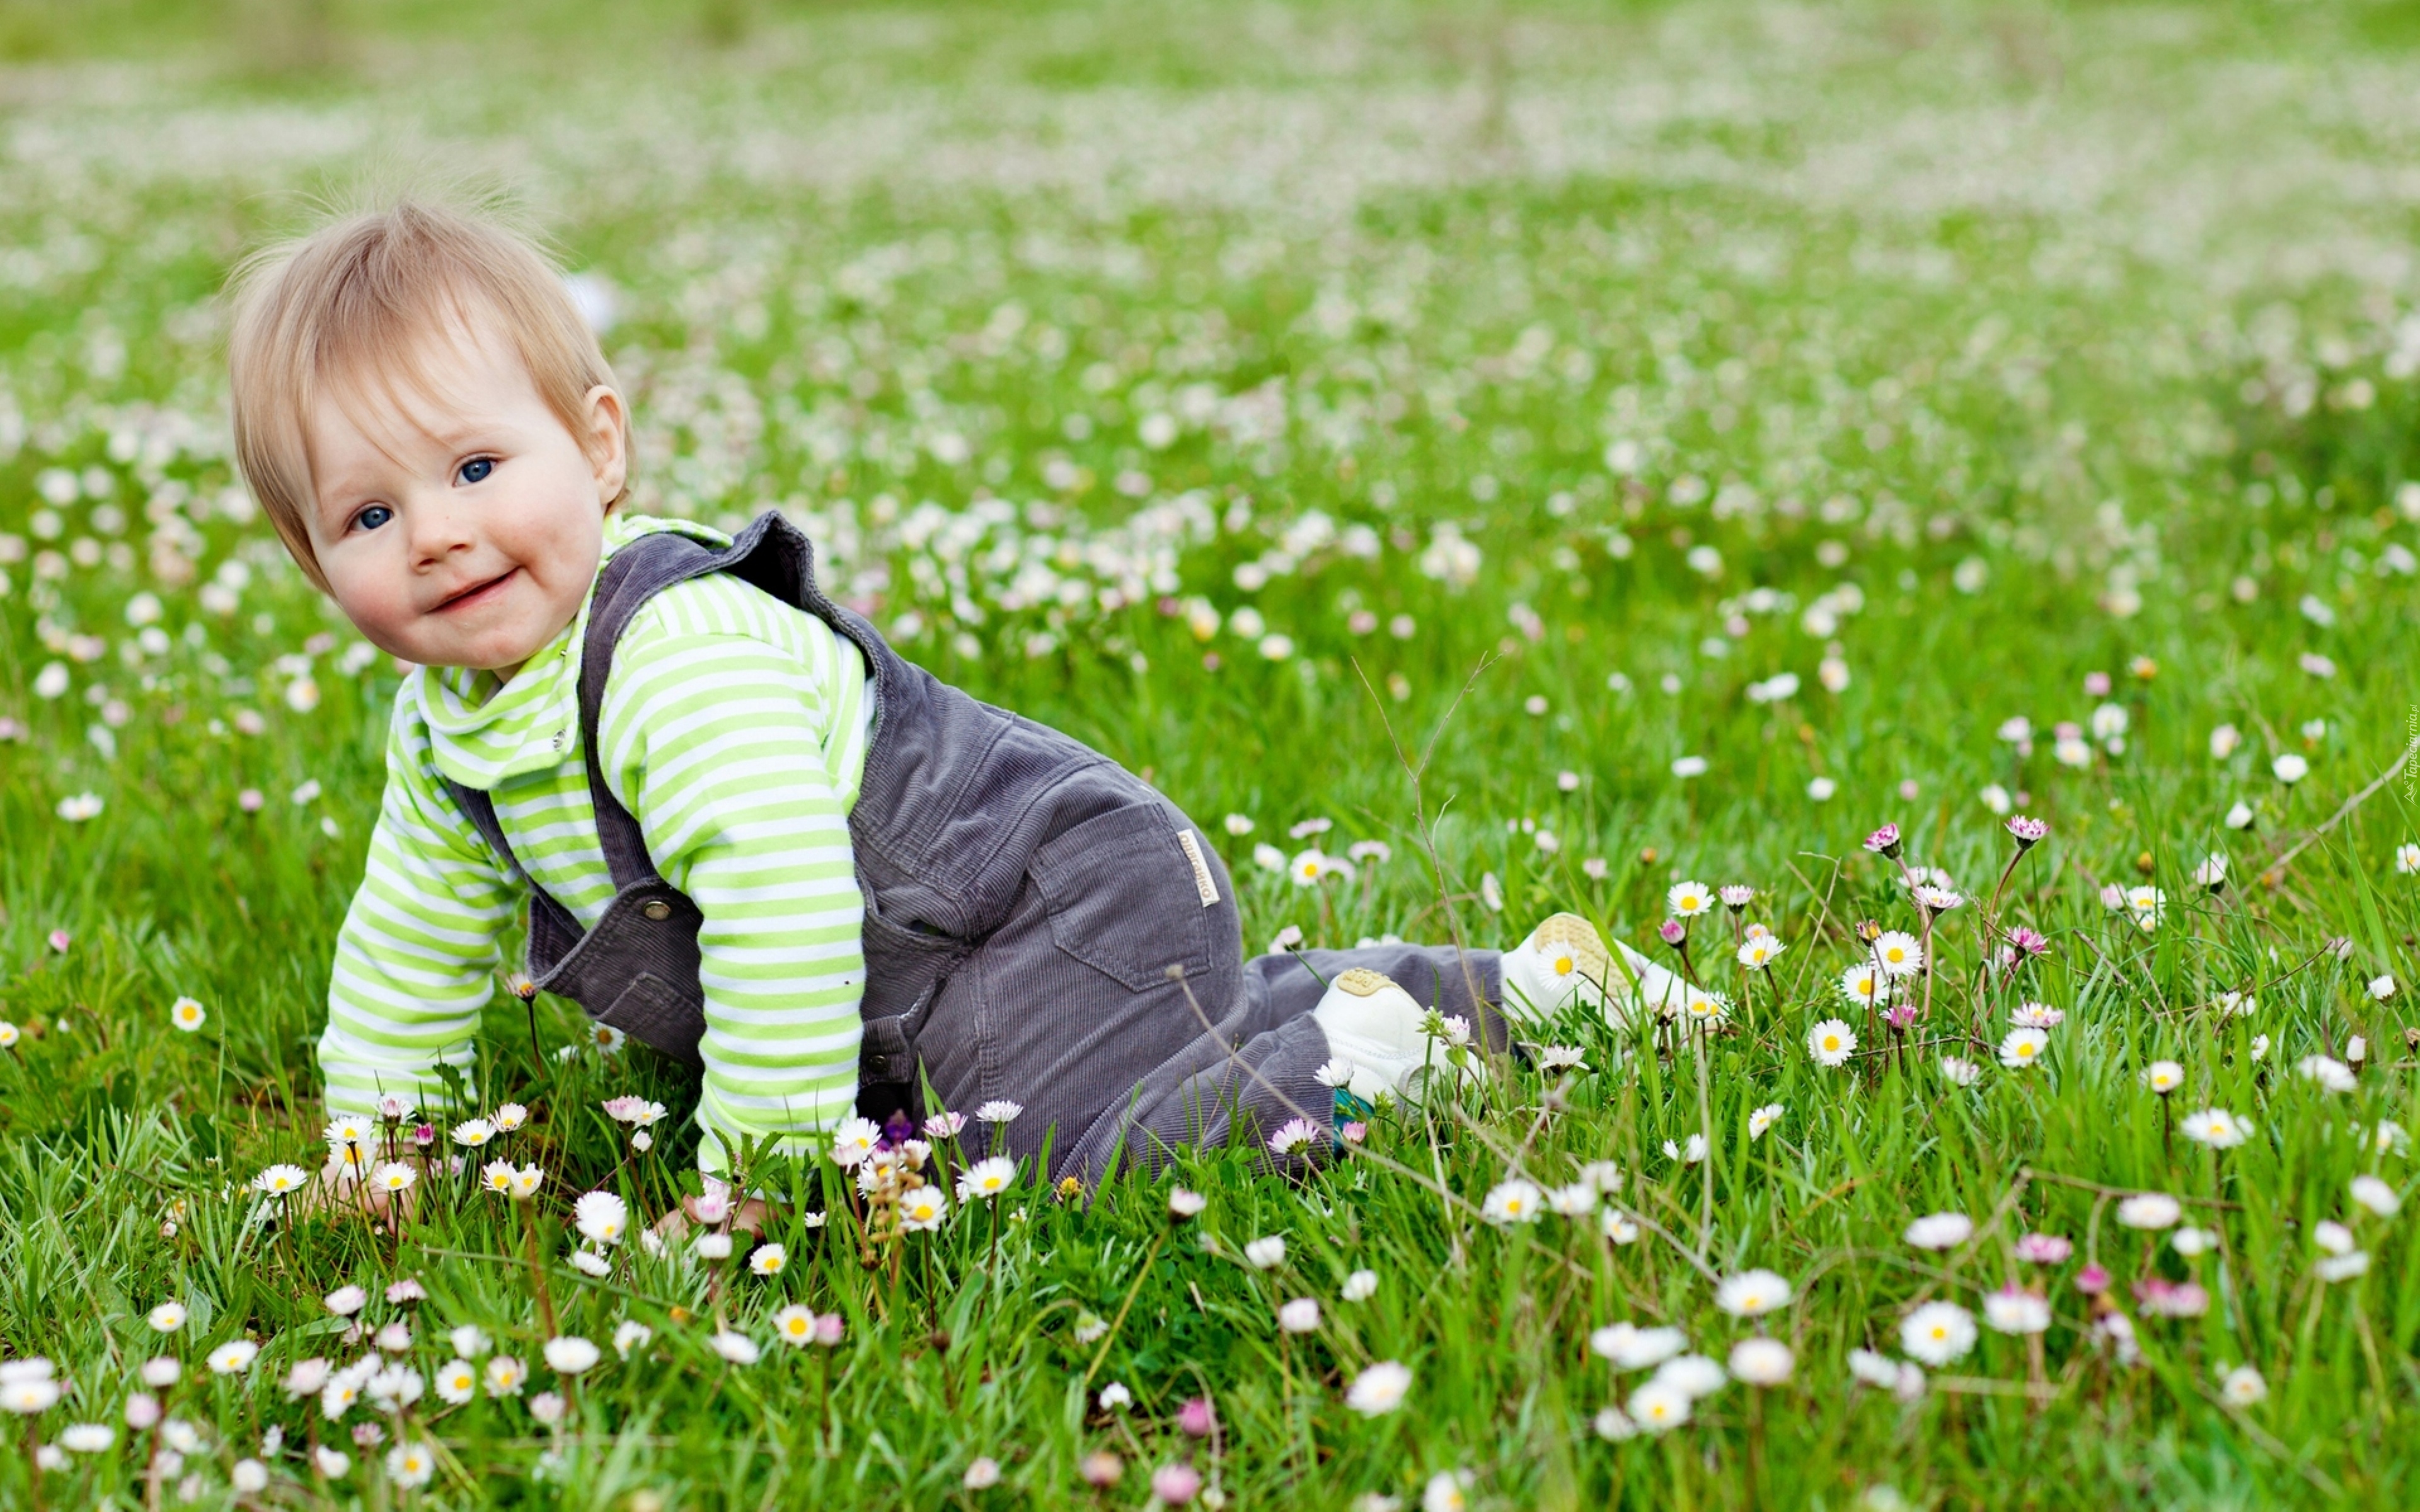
[6,1,2420,1506]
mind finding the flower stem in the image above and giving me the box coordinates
[1693,1033,1714,1260]
[521,989,546,1081]
[524,1207,557,1337]
[1976,847,2029,1040]
[1745,1388,1765,1506]
[25,1416,45,1512]
[1082,1227,1171,1388]
[986,1199,1002,1293]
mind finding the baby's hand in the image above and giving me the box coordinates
[306,1158,424,1225]
[648,1193,769,1241]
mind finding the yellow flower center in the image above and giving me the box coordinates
[1553,954,1573,975]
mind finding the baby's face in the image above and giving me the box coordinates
[304,319,625,678]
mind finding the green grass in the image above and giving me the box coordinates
[6,0,2420,1506]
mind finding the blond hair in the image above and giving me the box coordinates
[226,195,628,593]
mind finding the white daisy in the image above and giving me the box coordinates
[1344,1361,1412,1416]
[2115,1193,2182,1230]
[1625,1379,1692,1431]
[1682,988,1729,1029]
[2296,1055,2356,1092]
[2351,1175,2402,1217]
[1481,1178,1544,1225]
[572,1190,627,1247]
[956,1156,1017,1203]
[1998,1028,2049,1070]
[1714,1269,1792,1317]
[1870,931,1923,978]
[434,1360,476,1405]
[2181,1109,2250,1148]
[1981,1288,2051,1335]
[1807,1019,1857,1067]
[1904,1212,1973,1250]
[1899,1302,1976,1366]
[1666,881,1714,919]
[252,1164,308,1196]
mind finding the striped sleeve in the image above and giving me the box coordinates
[597,610,868,1176]
[318,701,513,1118]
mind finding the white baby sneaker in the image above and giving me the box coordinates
[1312,966,1467,1107]
[1499,912,1685,1029]
[1499,912,1610,1022]
[1608,937,1690,1025]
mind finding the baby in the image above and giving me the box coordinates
[227,199,1683,1189]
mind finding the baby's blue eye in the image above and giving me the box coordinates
[355,505,393,532]
[458,457,494,485]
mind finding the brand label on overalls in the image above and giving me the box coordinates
[1175,829,1219,907]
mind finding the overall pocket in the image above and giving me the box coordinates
[597,971,707,1065]
[1027,802,1215,992]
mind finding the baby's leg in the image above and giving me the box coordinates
[1060,942,1508,1178]
[1061,913,1694,1177]
[1242,942,1501,1034]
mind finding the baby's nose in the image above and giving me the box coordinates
[410,505,479,560]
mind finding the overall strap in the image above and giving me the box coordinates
[573,523,769,890]
[438,522,758,929]
[447,782,585,959]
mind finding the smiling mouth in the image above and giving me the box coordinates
[433,568,519,613]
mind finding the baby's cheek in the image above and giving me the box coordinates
[525,573,588,646]
[330,578,414,652]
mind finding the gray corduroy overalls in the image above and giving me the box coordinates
[448,511,1504,1178]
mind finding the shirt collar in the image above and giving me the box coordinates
[417,512,730,790]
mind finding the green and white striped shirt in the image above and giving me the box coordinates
[320,514,874,1174]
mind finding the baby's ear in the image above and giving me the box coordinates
[583,384,629,507]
